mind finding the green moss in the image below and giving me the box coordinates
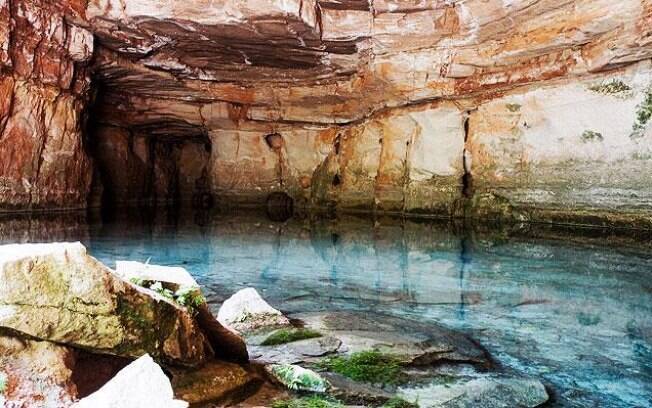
[270,364,329,392]
[632,86,652,138]
[506,103,522,112]
[382,397,419,408]
[589,79,632,95]
[581,130,603,143]
[0,371,7,395]
[271,396,343,408]
[262,328,323,346]
[577,312,601,326]
[318,350,404,385]
[174,287,206,314]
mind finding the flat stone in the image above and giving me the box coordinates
[115,261,199,288]
[398,376,549,408]
[294,311,489,367]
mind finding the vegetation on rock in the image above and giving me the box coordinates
[0,371,6,395]
[271,396,343,408]
[589,79,632,96]
[318,350,404,385]
[129,278,205,314]
[269,364,329,392]
[382,396,419,408]
[632,86,652,138]
[581,130,604,143]
[262,328,323,346]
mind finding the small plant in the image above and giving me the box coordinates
[317,350,404,385]
[271,396,343,408]
[632,86,652,138]
[129,279,205,313]
[0,371,7,394]
[382,396,419,408]
[175,286,206,311]
[262,328,323,346]
[269,364,329,392]
[589,79,632,96]
[581,130,604,143]
[506,103,522,112]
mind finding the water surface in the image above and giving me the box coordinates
[1,211,651,407]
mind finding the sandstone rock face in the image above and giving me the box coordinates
[0,242,212,366]
[0,0,93,212]
[2,0,652,226]
[0,335,78,407]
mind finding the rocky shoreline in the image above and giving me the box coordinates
[0,242,550,407]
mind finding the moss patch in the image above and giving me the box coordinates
[506,103,521,112]
[0,371,6,395]
[318,350,404,385]
[271,396,343,408]
[581,130,603,143]
[632,86,652,138]
[589,79,632,96]
[383,397,419,408]
[262,328,323,346]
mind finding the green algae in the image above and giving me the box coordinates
[262,328,323,346]
[318,350,404,385]
[382,397,419,408]
[271,396,343,408]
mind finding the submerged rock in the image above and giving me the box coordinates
[398,375,549,408]
[0,242,215,366]
[294,311,489,367]
[0,334,78,408]
[218,288,291,334]
[72,354,188,408]
[169,360,254,405]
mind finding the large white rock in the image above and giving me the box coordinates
[217,288,290,334]
[73,354,188,408]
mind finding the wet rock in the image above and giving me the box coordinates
[0,242,211,366]
[72,354,189,408]
[321,372,394,406]
[249,336,341,365]
[218,288,291,334]
[116,260,249,363]
[169,360,254,405]
[0,334,78,408]
[266,364,329,393]
[294,311,489,367]
[398,375,549,408]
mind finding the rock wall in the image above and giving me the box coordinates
[1,0,651,227]
[0,0,94,211]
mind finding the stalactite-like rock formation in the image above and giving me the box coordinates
[1,0,651,227]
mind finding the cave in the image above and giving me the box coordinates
[0,1,651,407]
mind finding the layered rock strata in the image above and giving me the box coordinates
[1,0,651,227]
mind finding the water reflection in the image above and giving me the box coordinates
[0,209,651,407]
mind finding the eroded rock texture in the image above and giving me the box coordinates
[0,0,94,211]
[1,0,651,226]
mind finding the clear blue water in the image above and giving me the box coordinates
[1,211,651,407]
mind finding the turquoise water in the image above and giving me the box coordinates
[2,211,651,407]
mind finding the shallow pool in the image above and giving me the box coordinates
[1,211,651,407]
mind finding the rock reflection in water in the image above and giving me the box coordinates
[0,209,650,407]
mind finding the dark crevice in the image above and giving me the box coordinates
[462,115,473,199]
